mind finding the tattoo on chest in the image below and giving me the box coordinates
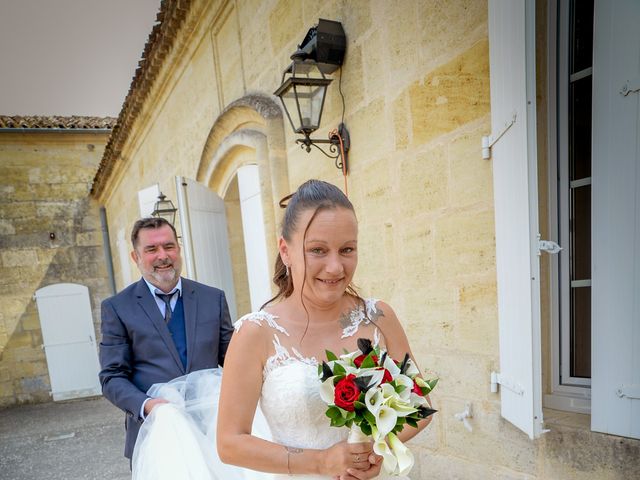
[338,302,385,329]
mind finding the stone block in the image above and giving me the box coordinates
[448,118,494,208]
[76,231,103,247]
[9,331,35,349]
[0,219,15,235]
[442,397,539,475]
[1,249,38,267]
[454,275,499,355]
[392,90,411,150]
[420,352,495,402]
[434,208,495,279]
[417,0,488,71]
[398,145,448,216]
[409,40,490,146]
[412,450,498,480]
[347,98,390,165]
[362,26,387,102]
[269,0,302,56]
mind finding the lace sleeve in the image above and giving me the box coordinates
[234,311,289,336]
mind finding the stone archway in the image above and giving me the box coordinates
[197,93,289,310]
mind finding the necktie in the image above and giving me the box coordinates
[155,292,174,323]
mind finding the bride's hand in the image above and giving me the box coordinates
[323,440,373,477]
[337,452,383,480]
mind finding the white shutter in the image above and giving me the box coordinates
[137,183,160,217]
[237,165,272,312]
[591,0,640,439]
[34,283,102,401]
[176,177,238,321]
[488,0,543,439]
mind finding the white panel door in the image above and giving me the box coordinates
[488,0,543,438]
[237,165,272,312]
[34,283,101,401]
[176,177,238,321]
[591,0,640,439]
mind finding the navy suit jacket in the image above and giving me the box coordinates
[98,277,233,459]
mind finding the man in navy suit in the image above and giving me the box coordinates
[99,217,234,460]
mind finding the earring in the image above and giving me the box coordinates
[285,264,290,277]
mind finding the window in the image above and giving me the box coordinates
[547,0,594,413]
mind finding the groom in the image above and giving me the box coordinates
[99,217,234,460]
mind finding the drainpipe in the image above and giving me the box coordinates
[100,207,117,295]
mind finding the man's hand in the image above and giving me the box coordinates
[143,398,169,416]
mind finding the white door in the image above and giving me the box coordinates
[237,165,272,312]
[34,283,101,401]
[591,0,640,439]
[488,0,543,439]
[176,176,238,321]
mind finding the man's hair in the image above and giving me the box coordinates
[130,217,178,249]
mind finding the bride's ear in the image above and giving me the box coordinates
[278,237,289,266]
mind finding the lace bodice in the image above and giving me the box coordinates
[234,299,384,480]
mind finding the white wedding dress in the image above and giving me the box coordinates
[132,299,404,480]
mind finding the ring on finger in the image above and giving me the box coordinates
[355,454,360,462]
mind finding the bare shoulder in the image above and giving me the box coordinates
[370,300,402,330]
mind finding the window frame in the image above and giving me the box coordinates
[544,0,592,414]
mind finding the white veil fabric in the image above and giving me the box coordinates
[131,369,273,480]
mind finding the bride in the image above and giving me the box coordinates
[132,180,432,479]
[217,179,432,479]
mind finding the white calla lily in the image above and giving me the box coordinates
[365,387,383,414]
[387,397,417,417]
[379,382,398,402]
[374,405,398,437]
[383,354,401,377]
[404,358,420,377]
[319,377,336,404]
[410,391,428,407]
[394,374,414,401]
[388,432,414,476]
[372,436,397,474]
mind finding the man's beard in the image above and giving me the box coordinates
[145,259,181,289]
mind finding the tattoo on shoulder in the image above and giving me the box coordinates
[370,303,385,322]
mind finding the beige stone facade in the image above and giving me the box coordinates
[90,0,639,478]
[0,130,112,406]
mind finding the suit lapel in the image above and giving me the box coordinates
[182,278,197,372]
[134,279,184,373]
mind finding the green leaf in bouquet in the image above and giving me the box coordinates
[325,350,338,362]
[345,419,354,428]
[426,378,439,390]
[363,410,376,427]
[361,354,376,369]
[405,417,419,428]
[320,361,334,381]
[345,411,356,420]
[326,406,342,420]
[353,401,366,410]
[395,384,407,394]
[396,417,406,426]
[334,415,347,427]
[360,423,372,436]
[333,362,346,376]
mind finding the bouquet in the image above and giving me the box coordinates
[318,338,437,476]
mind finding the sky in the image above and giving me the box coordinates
[0,0,161,117]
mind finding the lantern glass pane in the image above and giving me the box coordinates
[294,83,327,132]
[279,84,302,132]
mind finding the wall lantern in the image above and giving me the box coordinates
[274,19,350,172]
[151,192,178,226]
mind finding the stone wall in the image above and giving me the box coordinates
[0,131,112,406]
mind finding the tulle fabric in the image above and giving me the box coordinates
[132,369,273,480]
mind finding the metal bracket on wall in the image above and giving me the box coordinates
[482,112,517,160]
[616,385,640,400]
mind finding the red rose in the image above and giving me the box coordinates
[377,368,393,384]
[412,380,422,395]
[354,354,378,368]
[334,374,360,411]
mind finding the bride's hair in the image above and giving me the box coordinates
[261,179,366,325]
